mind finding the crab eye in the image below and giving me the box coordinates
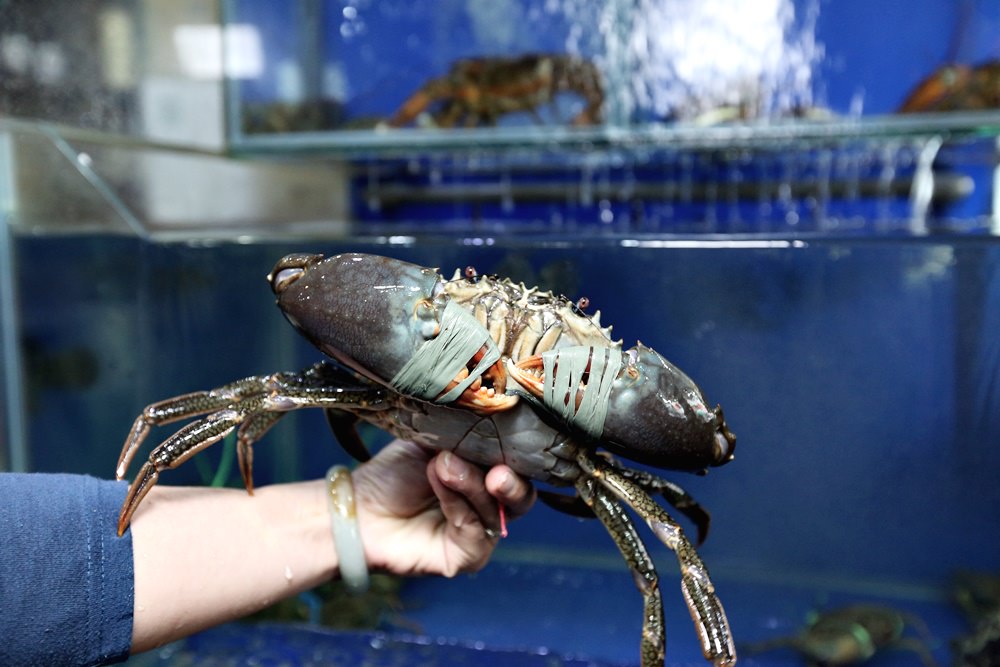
[622,348,641,379]
[414,299,434,318]
[414,299,439,338]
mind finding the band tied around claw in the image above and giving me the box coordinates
[326,465,369,594]
[542,345,621,439]
[390,299,500,403]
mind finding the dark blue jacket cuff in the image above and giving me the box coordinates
[0,473,134,666]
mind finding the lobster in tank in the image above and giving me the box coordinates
[898,60,1000,113]
[386,53,604,128]
[115,252,738,666]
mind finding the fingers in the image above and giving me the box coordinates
[485,465,536,519]
[430,452,503,536]
[431,452,536,526]
[359,444,539,577]
[425,453,496,574]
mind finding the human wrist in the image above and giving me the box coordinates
[255,480,339,582]
[130,482,340,652]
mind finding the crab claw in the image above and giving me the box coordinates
[269,253,441,382]
[509,343,735,472]
[269,253,517,413]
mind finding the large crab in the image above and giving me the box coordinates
[115,252,738,666]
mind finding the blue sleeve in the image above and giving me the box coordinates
[0,473,134,666]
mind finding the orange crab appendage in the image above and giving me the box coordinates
[507,354,592,411]
[440,344,519,414]
[507,354,546,398]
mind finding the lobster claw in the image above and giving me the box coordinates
[269,253,514,413]
[509,343,735,472]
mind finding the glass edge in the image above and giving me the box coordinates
[228,111,1000,158]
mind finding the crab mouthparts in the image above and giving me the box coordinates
[440,345,519,413]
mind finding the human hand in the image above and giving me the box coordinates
[352,440,536,577]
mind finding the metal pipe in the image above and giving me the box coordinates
[363,172,974,208]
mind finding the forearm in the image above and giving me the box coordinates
[130,480,336,652]
[127,442,535,654]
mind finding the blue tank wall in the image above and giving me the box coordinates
[16,236,1000,591]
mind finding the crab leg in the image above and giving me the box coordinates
[118,407,255,535]
[576,476,665,666]
[236,411,286,494]
[613,465,713,546]
[579,451,736,667]
[116,362,386,536]
[116,376,273,480]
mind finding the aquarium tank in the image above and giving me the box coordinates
[2,1,999,665]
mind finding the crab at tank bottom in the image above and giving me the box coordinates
[114,252,738,667]
[741,604,938,666]
[951,570,1000,667]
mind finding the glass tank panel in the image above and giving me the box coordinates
[3,119,998,659]
[8,231,1000,666]
[222,0,1000,152]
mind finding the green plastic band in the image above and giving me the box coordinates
[540,345,621,439]
[390,299,500,403]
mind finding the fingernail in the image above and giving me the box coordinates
[442,451,468,481]
[497,471,516,496]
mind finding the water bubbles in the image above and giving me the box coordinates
[599,200,614,224]
[550,0,821,121]
[339,1,367,39]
